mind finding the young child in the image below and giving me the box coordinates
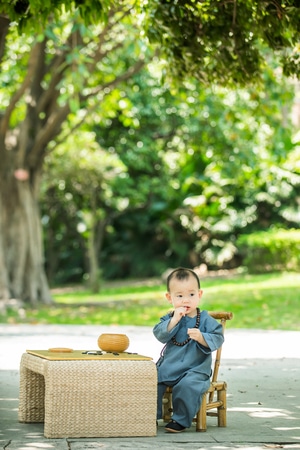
[153,267,224,433]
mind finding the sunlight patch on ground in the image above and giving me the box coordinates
[16,444,58,449]
[229,406,293,419]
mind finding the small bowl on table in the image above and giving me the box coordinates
[97,333,130,353]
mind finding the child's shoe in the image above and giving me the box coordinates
[165,420,186,433]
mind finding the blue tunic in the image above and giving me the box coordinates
[153,309,224,428]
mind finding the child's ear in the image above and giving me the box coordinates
[198,289,203,298]
[165,292,172,305]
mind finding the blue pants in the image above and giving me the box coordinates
[157,370,210,428]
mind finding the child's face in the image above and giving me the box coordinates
[166,275,203,316]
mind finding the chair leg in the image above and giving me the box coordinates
[196,392,207,432]
[217,386,227,427]
[162,388,173,422]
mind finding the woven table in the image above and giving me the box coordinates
[18,351,157,438]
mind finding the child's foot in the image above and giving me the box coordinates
[165,420,186,433]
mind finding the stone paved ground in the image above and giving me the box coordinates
[1,324,300,449]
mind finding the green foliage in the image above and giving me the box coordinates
[42,131,128,284]
[40,52,300,283]
[0,0,112,30]
[237,229,300,273]
[165,71,300,270]
[2,0,300,85]
[144,0,300,85]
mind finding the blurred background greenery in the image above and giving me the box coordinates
[1,2,299,324]
[3,272,299,330]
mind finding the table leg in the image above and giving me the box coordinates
[19,358,45,423]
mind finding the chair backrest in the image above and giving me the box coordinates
[208,311,233,398]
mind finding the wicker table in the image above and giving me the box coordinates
[18,351,157,438]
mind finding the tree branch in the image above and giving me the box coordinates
[28,103,70,167]
[0,41,42,136]
[37,31,83,115]
[86,57,147,100]
[53,56,147,146]
[0,15,9,63]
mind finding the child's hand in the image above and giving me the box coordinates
[187,328,209,347]
[187,328,201,341]
[173,306,187,322]
[167,307,187,332]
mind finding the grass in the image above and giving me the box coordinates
[2,271,300,330]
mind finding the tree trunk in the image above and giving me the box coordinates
[88,225,101,293]
[0,172,52,305]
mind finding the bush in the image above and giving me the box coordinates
[237,229,300,273]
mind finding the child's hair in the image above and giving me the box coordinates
[166,267,200,291]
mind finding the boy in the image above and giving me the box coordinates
[153,267,224,432]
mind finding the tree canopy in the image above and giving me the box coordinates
[145,0,300,84]
[1,0,300,85]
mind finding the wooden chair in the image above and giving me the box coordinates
[162,311,233,432]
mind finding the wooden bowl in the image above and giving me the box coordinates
[97,333,130,353]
